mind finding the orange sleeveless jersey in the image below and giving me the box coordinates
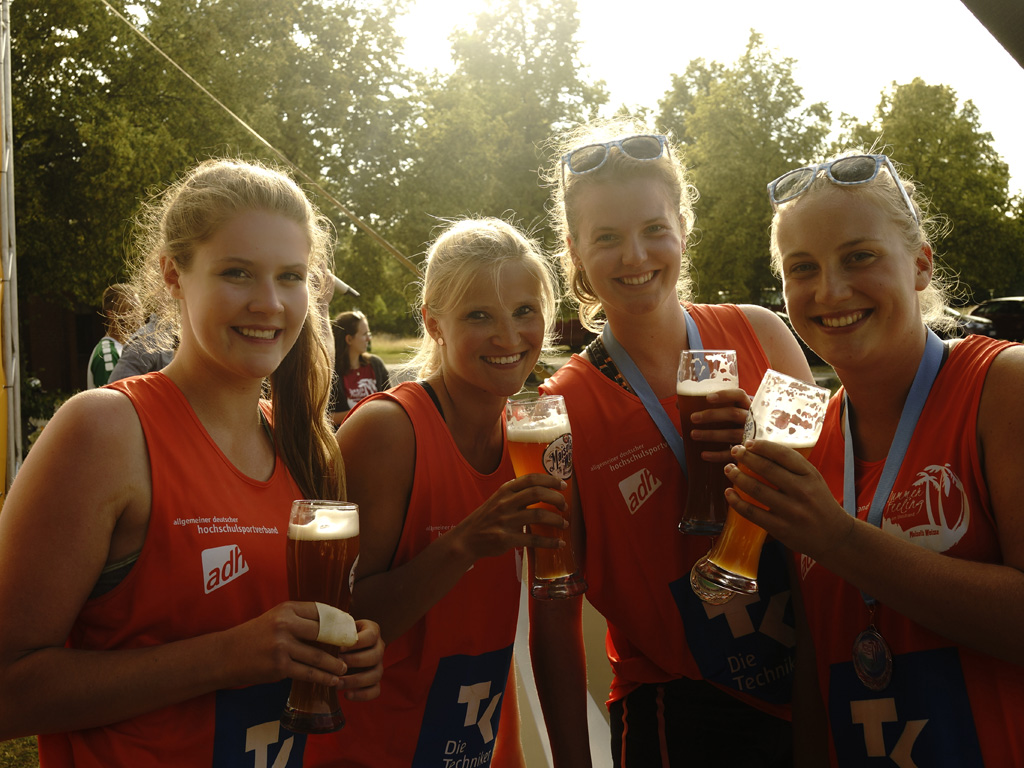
[38,373,306,767]
[541,304,794,719]
[304,382,524,767]
[800,335,1024,766]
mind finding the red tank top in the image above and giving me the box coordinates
[38,373,306,767]
[542,304,793,718]
[304,382,524,766]
[801,335,1024,766]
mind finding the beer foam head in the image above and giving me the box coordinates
[676,378,733,396]
[289,504,359,540]
[507,411,570,443]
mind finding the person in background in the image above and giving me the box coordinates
[328,310,390,426]
[0,158,383,766]
[107,312,176,383]
[86,283,137,389]
[304,218,567,766]
[727,151,1024,765]
[530,119,813,767]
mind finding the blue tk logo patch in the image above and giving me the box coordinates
[829,646,983,767]
[670,539,795,705]
[213,680,306,768]
[411,645,515,766]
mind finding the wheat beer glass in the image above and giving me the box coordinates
[691,371,828,600]
[505,394,587,599]
[280,500,360,734]
[677,350,739,535]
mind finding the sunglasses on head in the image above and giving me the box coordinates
[561,134,668,187]
[767,154,918,223]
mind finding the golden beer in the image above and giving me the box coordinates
[506,395,587,599]
[507,438,576,579]
[708,445,814,579]
[692,370,828,600]
[281,501,359,734]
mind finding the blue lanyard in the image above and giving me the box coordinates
[843,329,945,604]
[601,309,702,479]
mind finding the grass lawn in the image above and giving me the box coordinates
[369,333,418,366]
[0,737,38,768]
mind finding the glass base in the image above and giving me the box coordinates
[531,571,588,600]
[689,557,735,604]
[679,518,724,536]
[694,556,758,596]
[280,704,345,734]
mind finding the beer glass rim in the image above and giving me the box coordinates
[291,499,358,509]
[507,393,564,404]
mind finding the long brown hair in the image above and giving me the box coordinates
[128,158,345,500]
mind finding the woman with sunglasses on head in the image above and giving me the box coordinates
[0,159,385,765]
[328,310,390,426]
[303,218,567,766]
[728,152,1024,765]
[529,119,813,768]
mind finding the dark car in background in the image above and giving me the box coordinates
[939,306,996,340]
[964,297,1024,342]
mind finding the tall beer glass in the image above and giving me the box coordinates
[280,500,360,734]
[691,371,828,601]
[677,350,738,535]
[506,394,587,599]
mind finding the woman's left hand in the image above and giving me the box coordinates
[338,619,384,701]
[688,387,751,462]
[723,439,854,561]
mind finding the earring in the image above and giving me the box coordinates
[437,337,445,346]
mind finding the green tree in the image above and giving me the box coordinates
[839,78,1021,301]
[13,0,413,312]
[658,31,830,305]
[390,0,608,259]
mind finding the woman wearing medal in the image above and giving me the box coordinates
[728,152,1024,765]
[529,118,813,767]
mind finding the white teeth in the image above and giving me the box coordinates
[484,353,524,365]
[239,327,276,339]
[620,271,655,286]
[821,312,864,328]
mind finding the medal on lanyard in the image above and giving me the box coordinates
[843,330,945,691]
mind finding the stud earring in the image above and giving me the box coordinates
[437,337,444,346]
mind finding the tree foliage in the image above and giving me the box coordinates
[658,31,830,305]
[11,1,1021,360]
[838,78,1023,301]
[13,0,412,312]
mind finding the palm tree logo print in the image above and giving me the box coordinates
[883,463,969,552]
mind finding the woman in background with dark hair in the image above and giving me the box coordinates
[329,310,390,426]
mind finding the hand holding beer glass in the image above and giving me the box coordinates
[677,350,739,535]
[281,500,360,734]
[505,394,587,600]
[691,371,828,601]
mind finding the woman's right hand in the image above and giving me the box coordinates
[224,602,349,690]
[451,473,568,562]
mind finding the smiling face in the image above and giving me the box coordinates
[167,209,311,384]
[568,176,685,324]
[347,318,371,356]
[776,186,932,372]
[425,261,546,399]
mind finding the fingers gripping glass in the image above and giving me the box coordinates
[561,134,668,187]
[767,154,918,223]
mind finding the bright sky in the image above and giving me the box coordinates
[396,0,1024,196]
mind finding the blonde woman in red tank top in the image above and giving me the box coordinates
[0,159,383,766]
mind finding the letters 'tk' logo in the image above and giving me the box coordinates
[458,681,502,743]
[851,698,928,767]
